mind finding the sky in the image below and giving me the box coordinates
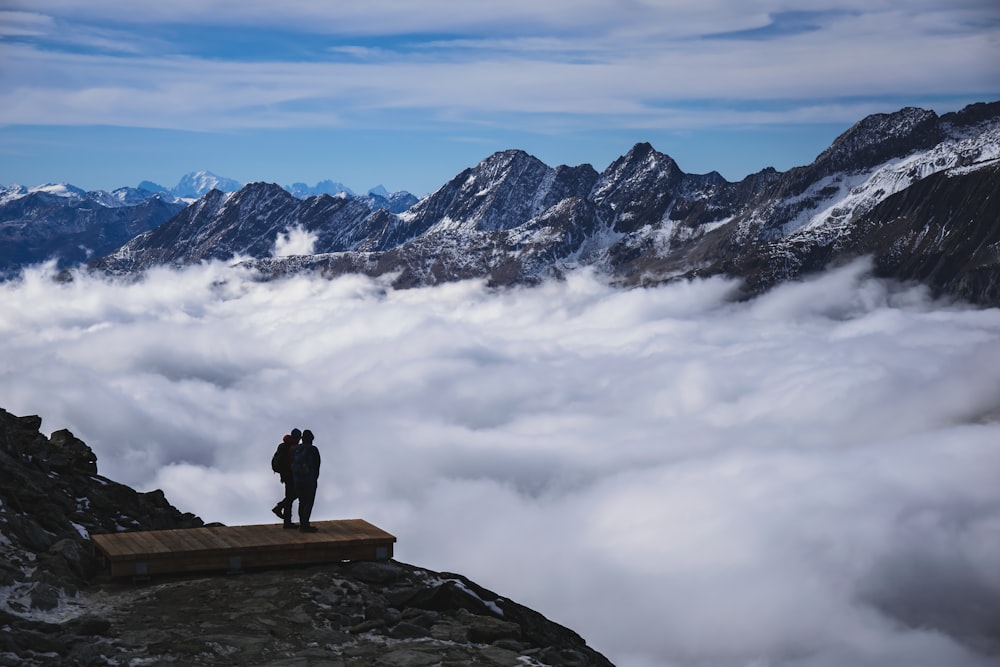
[1,1,998,195]
[2,259,1000,667]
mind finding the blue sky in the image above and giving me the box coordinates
[1,1,997,195]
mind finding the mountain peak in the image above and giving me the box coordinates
[625,141,656,157]
[814,106,940,172]
[475,148,540,173]
[174,171,244,198]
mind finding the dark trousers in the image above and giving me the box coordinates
[296,480,317,527]
[280,481,297,526]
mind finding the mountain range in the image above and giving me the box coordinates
[137,170,417,211]
[3,101,999,305]
[0,175,416,278]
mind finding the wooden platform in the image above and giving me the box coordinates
[91,519,396,578]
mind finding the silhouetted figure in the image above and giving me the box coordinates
[292,429,321,533]
[271,428,301,529]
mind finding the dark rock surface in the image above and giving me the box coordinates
[0,406,613,666]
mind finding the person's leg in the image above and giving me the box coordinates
[298,482,317,531]
[282,481,298,528]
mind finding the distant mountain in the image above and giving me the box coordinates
[137,170,244,199]
[284,180,417,213]
[0,184,187,277]
[0,173,417,277]
[359,188,420,214]
[172,170,244,198]
[92,101,1000,306]
[284,179,353,198]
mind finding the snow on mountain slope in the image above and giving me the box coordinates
[173,170,244,198]
[0,183,87,205]
[782,120,1000,242]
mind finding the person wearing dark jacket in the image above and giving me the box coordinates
[292,429,321,533]
[271,428,301,529]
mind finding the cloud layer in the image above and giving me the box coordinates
[2,259,1000,666]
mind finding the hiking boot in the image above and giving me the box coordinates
[283,522,299,529]
[271,503,284,520]
[300,525,318,533]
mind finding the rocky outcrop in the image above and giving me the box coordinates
[0,406,613,666]
[0,409,203,596]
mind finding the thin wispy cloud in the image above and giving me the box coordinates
[1,1,996,193]
[2,260,999,666]
[1,2,996,128]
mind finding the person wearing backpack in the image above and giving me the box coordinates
[292,429,321,533]
[271,428,301,529]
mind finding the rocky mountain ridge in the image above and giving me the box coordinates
[0,185,188,277]
[0,176,416,277]
[0,406,613,666]
[90,100,1000,305]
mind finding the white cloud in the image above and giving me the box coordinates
[272,225,317,257]
[2,260,1000,666]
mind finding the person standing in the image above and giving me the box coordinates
[271,428,301,529]
[292,429,321,533]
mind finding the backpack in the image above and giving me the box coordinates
[271,442,285,474]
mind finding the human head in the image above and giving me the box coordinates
[290,428,302,442]
[301,429,314,444]
[282,434,294,445]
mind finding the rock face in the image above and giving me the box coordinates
[0,406,613,666]
[89,101,1000,306]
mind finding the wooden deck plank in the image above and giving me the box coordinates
[132,531,176,555]
[249,525,291,547]
[169,527,213,553]
[92,519,396,577]
[204,525,245,550]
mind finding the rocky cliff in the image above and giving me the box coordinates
[0,406,613,666]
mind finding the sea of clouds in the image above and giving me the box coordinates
[2,259,999,667]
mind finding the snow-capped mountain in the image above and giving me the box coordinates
[0,183,176,208]
[0,174,417,277]
[0,185,187,277]
[136,171,416,208]
[92,101,1000,304]
[283,181,417,213]
[172,170,244,198]
[284,179,353,199]
[138,170,243,199]
[18,101,1000,305]
[359,188,419,214]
